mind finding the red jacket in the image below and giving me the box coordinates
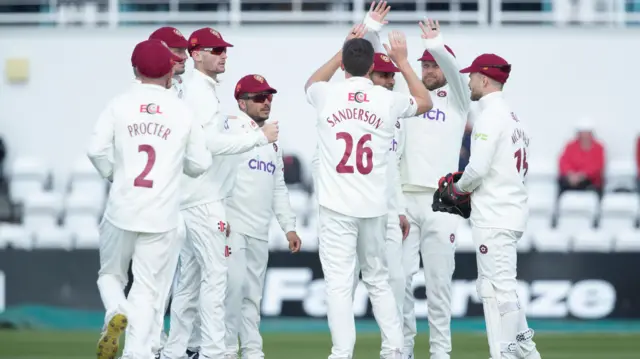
[559,138,605,188]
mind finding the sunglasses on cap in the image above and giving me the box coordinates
[201,47,227,55]
[240,93,273,103]
[481,64,512,73]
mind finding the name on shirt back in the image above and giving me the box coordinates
[326,108,383,129]
[128,122,171,140]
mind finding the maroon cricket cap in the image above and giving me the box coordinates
[418,45,456,62]
[188,27,234,52]
[234,74,277,100]
[372,53,399,73]
[149,26,189,49]
[131,39,182,78]
[459,53,511,84]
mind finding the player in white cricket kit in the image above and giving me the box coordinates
[305,25,432,359]
[146,26,191,358]
[398,19,471,359]
[438,53,541,359]
[224,75,303,359]
[149,27,190,99]
[162,28,280,359]
[89,39,212,359]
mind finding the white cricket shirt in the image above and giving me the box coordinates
[226,113,296,240]
[171,75,185,98]
[306,77,417,218]
[400,34,470,191]
[457,92,529,232]
[87,83,211,233]
[180,69,268,209]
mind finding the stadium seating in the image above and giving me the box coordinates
[599,192,639,230]
[22,191,63,231]
[33,226,73,250]
[9,156,51,204]
[556,191,600,231]
[533,229,572,252]
[0,223,33,250]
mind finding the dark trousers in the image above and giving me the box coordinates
[558,176,602,198]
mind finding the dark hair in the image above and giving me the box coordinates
[342,38,374,77]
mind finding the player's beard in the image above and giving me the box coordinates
[383,83,394,91]
[470,88,482,101]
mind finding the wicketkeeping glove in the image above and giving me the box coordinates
[431,172,472,219]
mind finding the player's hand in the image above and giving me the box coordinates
[419,18,440,40]
[383,31,409,65]
[226,222,231,237]
[286,231,302,253]
[345,23,367,43]
[261,121,279,143]
[368,1,391,25]
[399,215,410,241]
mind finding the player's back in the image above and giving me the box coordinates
[311,78,409,218]
[106,83,195,233]
[471,93,529,232]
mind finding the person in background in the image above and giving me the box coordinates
[458,121,472,171]
[558,121,605,196]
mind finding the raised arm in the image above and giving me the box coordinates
[419,19,470,112]
[384,31,432,115]
[362,1,390,53]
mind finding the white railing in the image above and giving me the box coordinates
[0,0,638,27]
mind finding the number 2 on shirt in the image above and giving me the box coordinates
[335,132,373,175]
[134,144,156,188]
[514,147,528,178]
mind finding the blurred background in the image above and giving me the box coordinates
[0,1,640,358]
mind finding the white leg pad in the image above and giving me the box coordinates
[477,278,521,359]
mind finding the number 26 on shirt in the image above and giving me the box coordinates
[335,132,373,175]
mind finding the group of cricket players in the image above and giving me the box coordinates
[87,1,542,359]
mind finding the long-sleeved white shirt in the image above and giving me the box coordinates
[180,69,268,209]
[226,112,296,240]
[400,34,470,191]
[306,78,417,218]
[456,91,529,232]
[87,83,211,233]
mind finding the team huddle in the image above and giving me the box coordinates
[87,1,540,359]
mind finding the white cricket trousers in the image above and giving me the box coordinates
[163,232,202,359]
[319,206,403,359]
[97,219,179,359]
[352,214,404,358]
[224,232,270,359]
[403,191,460,359]
[164,201,228,359]
[152,213,187,355]
[473,227,540,359]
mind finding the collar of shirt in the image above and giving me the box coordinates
[173,75,183,84]
[478,90,503,110]
[236,111,261,131]
[346,76,374,86]
[136,83,170,92]
[192,68,220,89]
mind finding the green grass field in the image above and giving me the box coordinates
[0,331,638,359]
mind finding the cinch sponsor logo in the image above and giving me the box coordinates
[248,156,276,174]
[423,108,446,122]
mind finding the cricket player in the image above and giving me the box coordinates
[149,26,189,99]
[224,74,303,359]
[146,26,191,358]
[398,19,471,359]
[90,39,212,359]
[305,24,432,359]
[162,28,279,359]
[437,53,541,359]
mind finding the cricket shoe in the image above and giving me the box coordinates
[96,312,128,359]
[186,349,199,359]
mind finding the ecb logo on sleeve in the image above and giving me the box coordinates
[348,92,369,103]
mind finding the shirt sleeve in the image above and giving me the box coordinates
[422,34,470,113]
[456,113,501,193]
[272,149,297,233]
[183,109,213,178]
[205,115,268,155]
[87,103,115,181]
[306,81,330,109]
[362,13,385,53]
[390,92,418,119]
